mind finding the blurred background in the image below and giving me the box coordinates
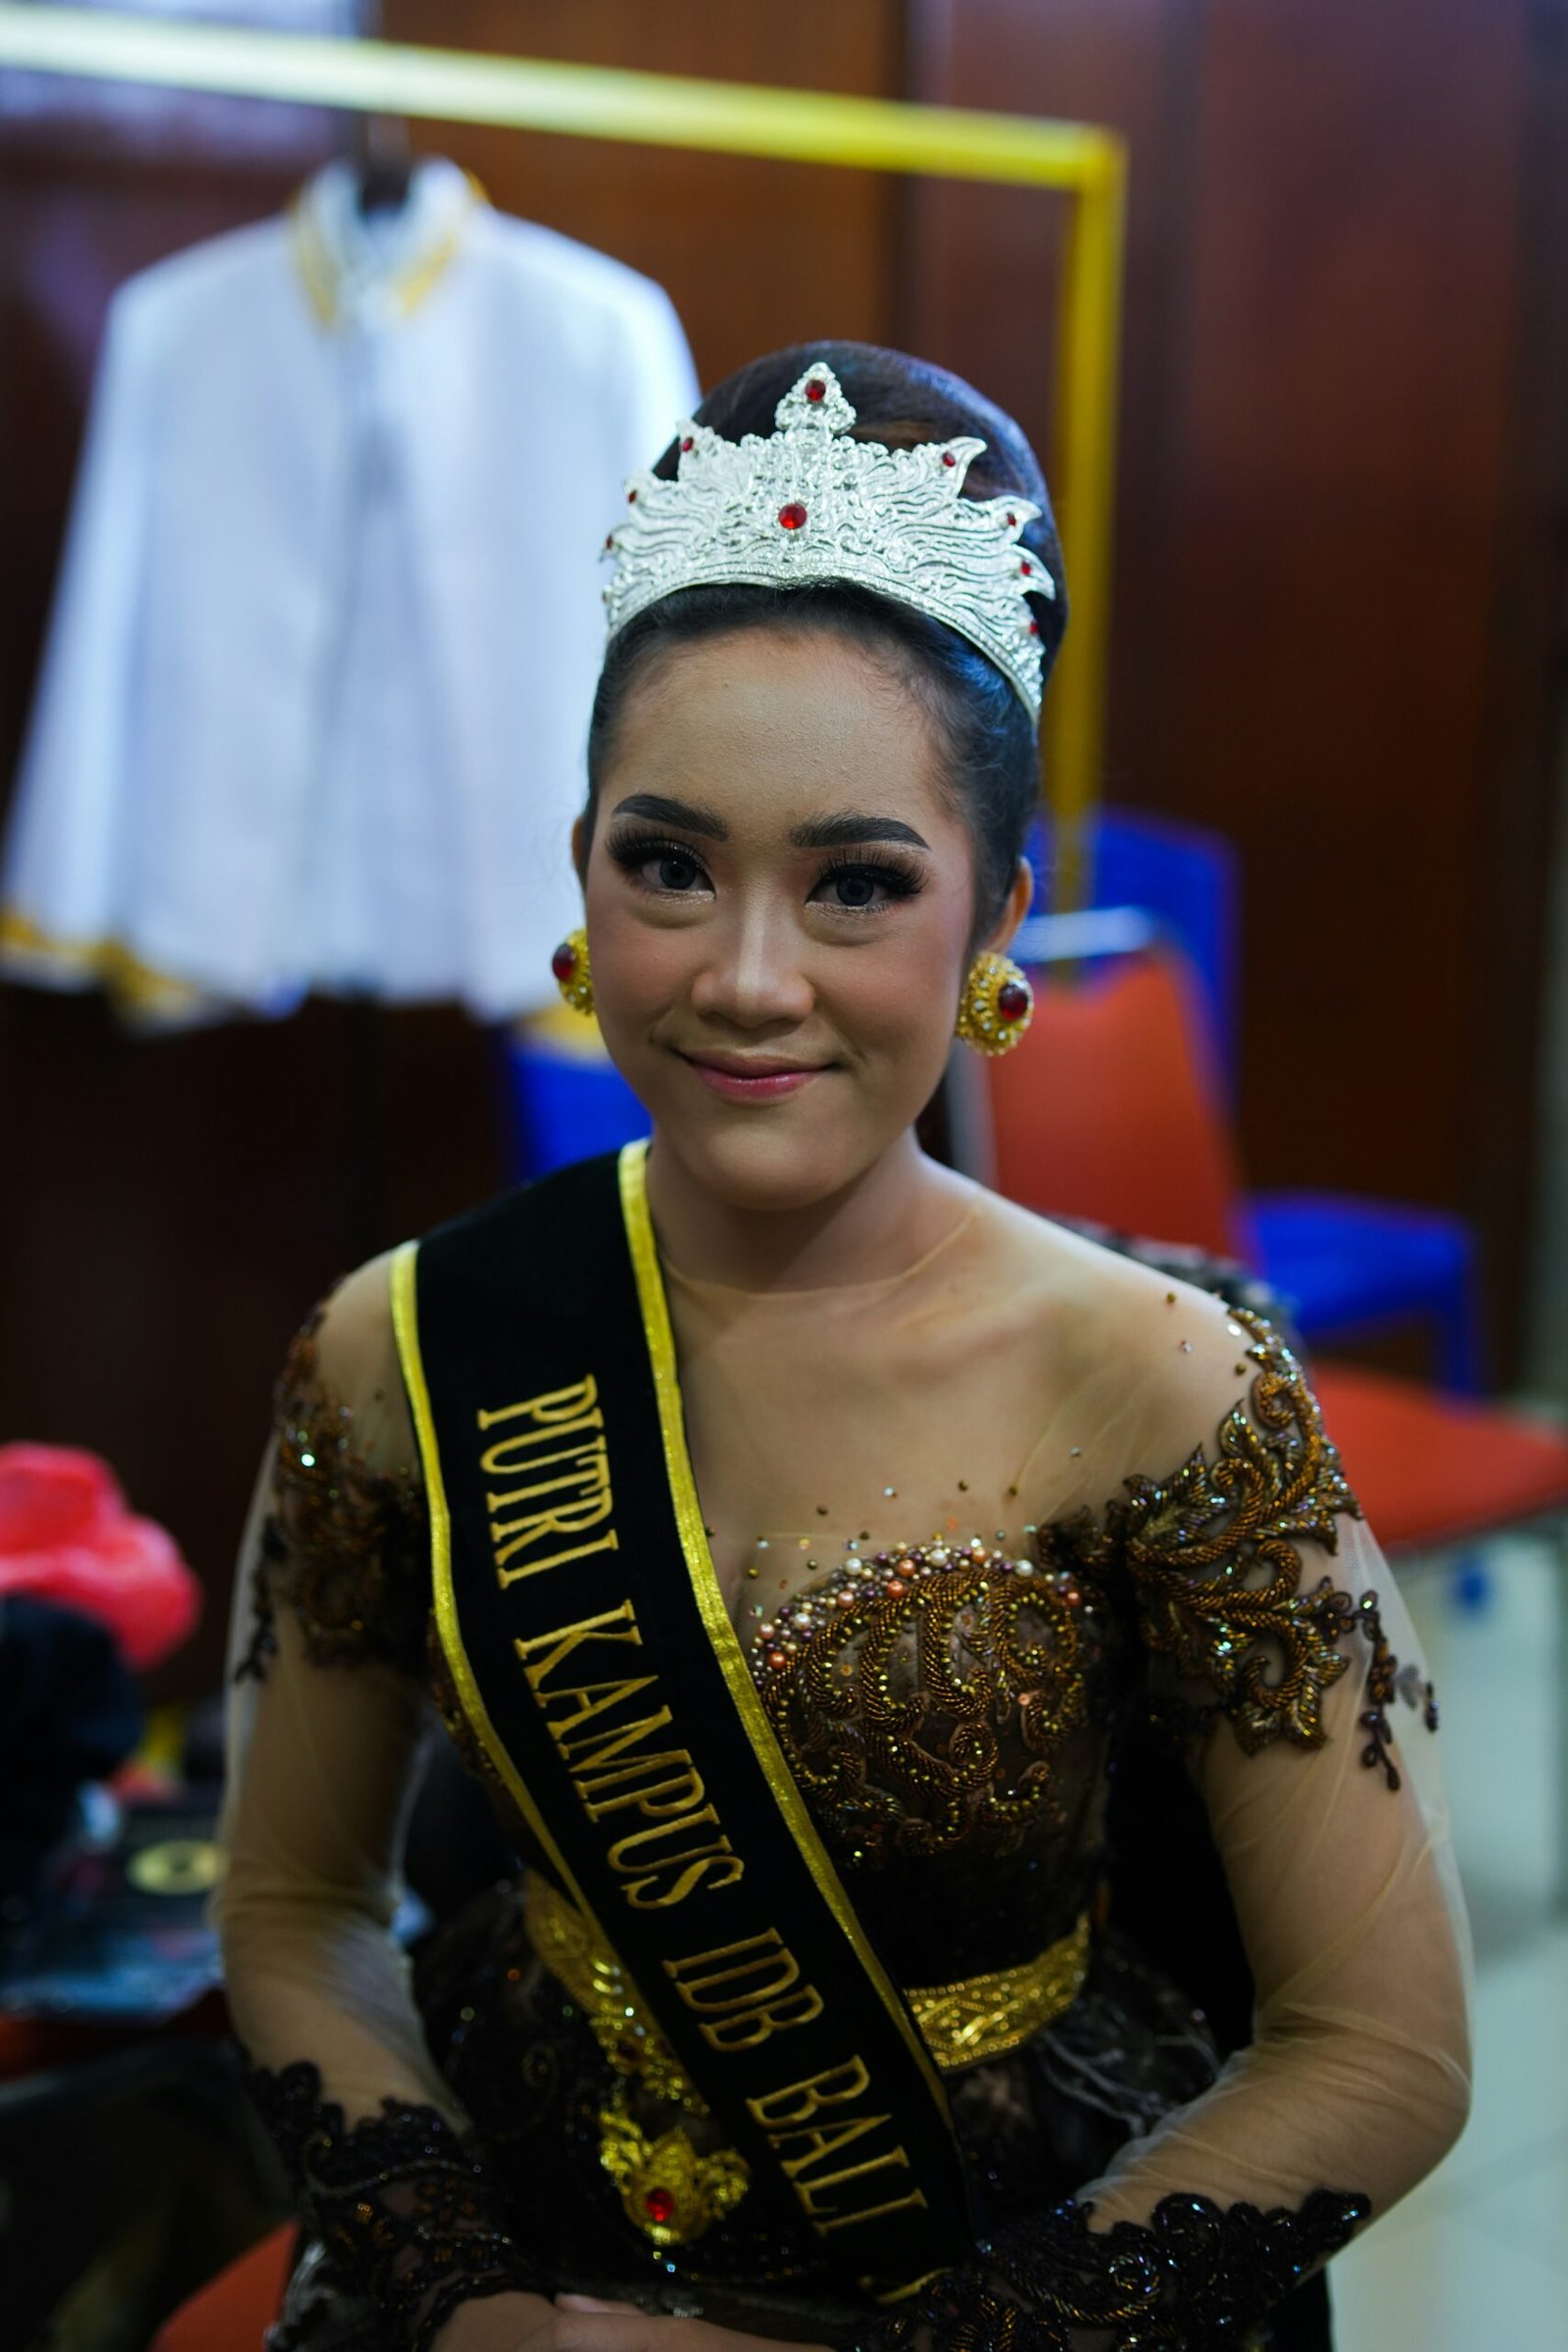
[0,3,1565,2346]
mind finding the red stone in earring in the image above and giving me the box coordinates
[956,953,1033,1055]
[552,930,594,1015]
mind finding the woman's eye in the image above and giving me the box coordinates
[812,860,920,912]
[609,835,712,895]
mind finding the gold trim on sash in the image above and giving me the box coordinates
[389,1243,662,2042]
[616,1140,959,2129]
[526,1871,1091,2083]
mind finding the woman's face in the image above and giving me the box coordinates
[578,626,1011,1214]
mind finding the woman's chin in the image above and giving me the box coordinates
[654,1108,876,1215]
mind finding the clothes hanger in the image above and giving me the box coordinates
[350,4,414,217]
[352,108,415,219]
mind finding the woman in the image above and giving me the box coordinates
[217,344,1471,2352]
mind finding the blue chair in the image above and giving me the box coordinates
[1027,809,1239,1077]
[1029,808,1485,1390]
[1248,1193,1485,1392]
[497,1013,647,1183]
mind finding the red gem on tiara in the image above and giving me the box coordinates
[1029,620,1040,635]
[551,942,578,984]
[805,378,826,403]
[1020,561,1033,575]
[778,502,808,530]
[942,452,956,467]
[1006,512,1017,525]
[997,980,1030,1022]
[627,489,637,503]
[681,435,694,450]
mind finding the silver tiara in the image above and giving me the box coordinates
[601,362,1052,721]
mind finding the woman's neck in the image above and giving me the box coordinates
[644,1128,973,1295]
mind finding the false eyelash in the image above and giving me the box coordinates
[606,829,926,908]
[606,830,712,882]
[815,848,925,903]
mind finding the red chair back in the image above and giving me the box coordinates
[150,2223,293,2350]
[987,947,1256,1264]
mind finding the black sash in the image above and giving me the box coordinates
[390,1143,975,2300]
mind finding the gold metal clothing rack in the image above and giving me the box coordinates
[0,6,1126,907]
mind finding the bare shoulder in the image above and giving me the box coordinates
[963,1183,1266,1427]
[307,1249,402,1377]
[282,1248,418,1481]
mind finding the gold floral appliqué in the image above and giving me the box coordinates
[1111,1311,1366,1754]
[240,1309,431,1679]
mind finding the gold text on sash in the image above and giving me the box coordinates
[476,1372,927,2251]
[746,2060,927,2237]
[477,1378,619,1583]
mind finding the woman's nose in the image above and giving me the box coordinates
[687,904,814,1030]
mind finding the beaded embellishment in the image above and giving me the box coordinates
[1085,1309,1438,1775]
[519,1871,751,2247]
[855,2184,1371,2351]
[752,1537,1092,1863]
[237,1308,430,1683]
[243,2057,543,2351]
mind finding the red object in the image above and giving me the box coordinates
[984,943,1568,1552]
[644,2187,676,2224]
[681,434,695,449]
[805,378,825,403]
[0,1989,230,2086]
[989,952,1251,1263]
[551,941,578,985]
[997,980,1031,1022]
[0,1445,200,1670]
[1312,1364,1568,1551]
[150,2225,295,2352]
[942,451,956,466]
[778,502,808,530]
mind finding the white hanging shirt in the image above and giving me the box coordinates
[1,161,699,1024]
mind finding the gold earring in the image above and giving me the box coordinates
[551,929,595,1015]
[956,951,1033,1055]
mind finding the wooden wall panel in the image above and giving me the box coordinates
[381,0,905,388]
[907,0,1565,1366]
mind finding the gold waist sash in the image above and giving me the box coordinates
[524,1874,1091,2248]
[524,1871,1091,2083]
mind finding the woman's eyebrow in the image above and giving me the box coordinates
[609,792,728,839]
[790,811,932,852]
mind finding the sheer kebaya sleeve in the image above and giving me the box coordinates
[215,1257,544,2348]
[858,1294,1472,2351]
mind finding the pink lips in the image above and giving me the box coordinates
[681,1052,826,1102]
